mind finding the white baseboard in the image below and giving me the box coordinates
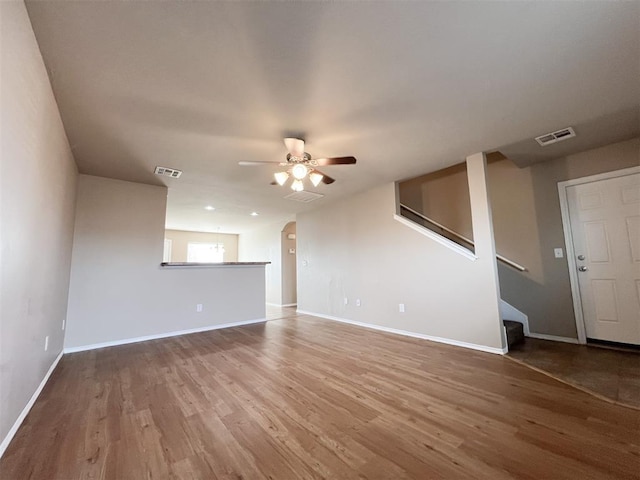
[64,318,268,354]
[527,332,580,344]
[296,310,507,355]
[266,303,297,308]
[0,350,64,459]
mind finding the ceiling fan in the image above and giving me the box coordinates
[239,138,356,191]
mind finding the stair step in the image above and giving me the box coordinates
[503,320,525,348]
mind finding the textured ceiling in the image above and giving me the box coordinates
[25,1,640,233]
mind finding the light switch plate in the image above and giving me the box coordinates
[554,248,564,258]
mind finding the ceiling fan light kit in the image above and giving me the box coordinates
[291,163,308,180]
[274,171,289,186]
[240,137,356,192]
[309,171,324,187]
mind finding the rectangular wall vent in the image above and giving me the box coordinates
[284,191,324,203]
[535,127,576,146]
[154,166,182,178]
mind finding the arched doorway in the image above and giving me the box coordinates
[281,221,297,306]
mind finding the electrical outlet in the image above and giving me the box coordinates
[62,318,65,330]
[196,304,203,312]
[399,303,405,313]
[44,336,49,351]
[344,297,348,305]
[554,248,564,258]
[356,299,361,307]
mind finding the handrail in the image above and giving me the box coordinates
[399,203,527,272]
[401,203,474,246]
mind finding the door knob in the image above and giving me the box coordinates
[578,266,588,272]
[577,255,585,260]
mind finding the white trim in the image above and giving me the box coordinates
[63,318,267,354]
[297,309,507,355]
[500,299,530,336]
[393,214,478,261]
[0,351,64,459]
[399,205,526,272]
[558,165,640,188]
[558,165,640,345]
[266,303,297,308]
[400,203,475,245]
[527,332,580,344]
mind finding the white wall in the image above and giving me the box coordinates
[239,220,290,305]
[65,175,266,349]
[297,157,504,352]
[0,1,78,453]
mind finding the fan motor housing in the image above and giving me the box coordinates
[286,152,313,163]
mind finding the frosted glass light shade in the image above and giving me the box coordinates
[274,171,289,186]
[291,179,304,192]
[309,172,323,187]
[291,164,308,180]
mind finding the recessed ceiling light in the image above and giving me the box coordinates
[204,205,215,211]
[250,212,259,216]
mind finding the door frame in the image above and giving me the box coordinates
[558,165,640,344]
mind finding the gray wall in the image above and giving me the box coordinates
[499,138,640,338]
[297,165,505,352]
[0,1,78,450]
[399,138,640,338]
[65,175,266,349]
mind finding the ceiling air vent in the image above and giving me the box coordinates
[535,127,576,147]
[284,191,324,203]
[154,166,182,178]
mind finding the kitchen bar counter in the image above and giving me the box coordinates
[161,262,270,267]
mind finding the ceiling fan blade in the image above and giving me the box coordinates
[315,156,357,166]
[238,161,282,166]
[311,169,335,184]
[284,138,305,157]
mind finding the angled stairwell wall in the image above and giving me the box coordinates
[297,154,506,353]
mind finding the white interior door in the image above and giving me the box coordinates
[566,172,640,345]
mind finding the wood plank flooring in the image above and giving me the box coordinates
[1,312,639,479]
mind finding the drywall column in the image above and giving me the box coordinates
[466,153,505,349]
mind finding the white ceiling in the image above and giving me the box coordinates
[25,1,640,233]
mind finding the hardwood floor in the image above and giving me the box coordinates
[1,311,639,479]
